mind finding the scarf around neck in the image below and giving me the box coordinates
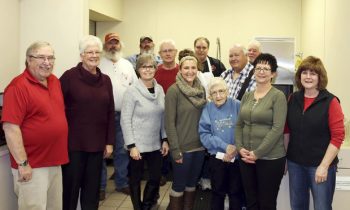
[176,73,207,109]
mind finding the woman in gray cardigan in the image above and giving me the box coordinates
[235,53,287,210]
[121,54,169,210]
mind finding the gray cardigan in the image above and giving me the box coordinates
[121,78,167,153]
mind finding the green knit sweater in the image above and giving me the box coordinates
[165,84,204,160]
[235,87,287,159]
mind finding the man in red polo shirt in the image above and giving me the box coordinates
[1,41,68,210]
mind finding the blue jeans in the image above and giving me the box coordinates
[171,150,205,192]
[100,112,129,190]
[288,160,336,210]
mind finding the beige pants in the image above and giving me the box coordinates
[12,166,62,210]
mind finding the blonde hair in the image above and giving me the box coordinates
[179,56,199,69]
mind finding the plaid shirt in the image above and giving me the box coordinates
[220,63,256,99]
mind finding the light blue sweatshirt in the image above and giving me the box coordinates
[199,98,240,155]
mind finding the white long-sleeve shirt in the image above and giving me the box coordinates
[99,57,137,111]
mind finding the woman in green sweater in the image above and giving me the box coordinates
[165,56,207,210]
[235,53,287,210]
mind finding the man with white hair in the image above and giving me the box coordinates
[155,39,178,93]
[99,33,138,199]
[247,40,262,64]
[221,44,256,100]
[127,36,162,70]
[2,41,68,209]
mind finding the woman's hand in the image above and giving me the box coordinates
[223,154,234,162]
[104,145,113,158]
[315,165,328,184]
[175,158,183,164]
[161,141,169,156]
[130,147,142,160]
[240,148,256,164]
[226,144,237,157]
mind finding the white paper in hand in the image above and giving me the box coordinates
[216,152,235,163]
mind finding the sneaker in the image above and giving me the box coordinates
[99,190,106,201]
[116,186,130,195]
[160,175,167,186]
[199,178,212,190]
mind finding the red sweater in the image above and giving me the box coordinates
[155,64,179,93]
[285,97,344,148]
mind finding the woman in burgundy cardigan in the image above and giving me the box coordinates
[60,35,115,210]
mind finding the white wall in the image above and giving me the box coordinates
[19,0,90,78]
[96,0,302,68]
[301,0,350,118]
[0,0,19,92]
[89,0,123,21]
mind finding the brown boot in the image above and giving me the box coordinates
[183,190,196,210]
[166,195,184,210]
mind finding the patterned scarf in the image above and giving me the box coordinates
[176,73,207,109]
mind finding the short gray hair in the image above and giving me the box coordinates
[208,77,228,94]
[136,53,157,71]
[26,41,54,57]
[25,41,54,67]
[231,44,247,55]
[79,35,103,54]
[247,40,262,52]
[158,39,176,52]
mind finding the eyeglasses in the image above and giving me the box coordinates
[29,55,56,63]
[255,67,271,72]
[160,49,176,54]
[84,51,101,56]
[140,65,155,70]
[210,89,227,97]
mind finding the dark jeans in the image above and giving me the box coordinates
[209,156,243,210]
[239,157,286,210]
[288,160,336,210]
[129,150,162,209]
[171,150,205,192]
[129,150,162,187]
[62,151,103,210]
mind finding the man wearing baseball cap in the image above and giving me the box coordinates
[127,35,162,70]
[99,32,138,199]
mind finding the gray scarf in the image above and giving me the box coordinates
[176,73,207,109]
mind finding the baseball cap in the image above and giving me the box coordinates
[140,36,153,43]
[105,33,120,43]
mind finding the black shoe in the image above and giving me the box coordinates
[99,190,106,201]
[116,186,130,195]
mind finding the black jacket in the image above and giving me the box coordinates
[287,89,338,166]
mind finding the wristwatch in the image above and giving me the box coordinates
[18,160,28,167]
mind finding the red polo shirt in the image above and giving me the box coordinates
[1,69,68,169]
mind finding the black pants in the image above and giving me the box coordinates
[129,150,162,209]
[239,157,286,210]
[62,151,103,210]
[209,156,243,210]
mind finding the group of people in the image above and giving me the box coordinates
[0,32,345,210]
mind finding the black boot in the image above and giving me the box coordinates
[130,183,142,210]
[166,195,184,210]
[183,190,196,210]
[142,182,159,210]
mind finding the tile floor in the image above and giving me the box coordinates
[98,166,171,210]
